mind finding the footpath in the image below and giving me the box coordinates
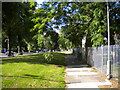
[65,54,112,89]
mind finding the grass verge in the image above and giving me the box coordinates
[2,52,66,88]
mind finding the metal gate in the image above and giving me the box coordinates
[73,47,86,64]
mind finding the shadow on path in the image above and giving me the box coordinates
[65,54,112,88]
[65,54,88,67]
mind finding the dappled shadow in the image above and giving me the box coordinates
[66,64,91,68]
[24,74,40,77]
[65,54,87,66]
[2,53,66,66]
[2,56,41,64]
[2,74,64,83]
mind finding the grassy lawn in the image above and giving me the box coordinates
[56,51,72,54]
[2,52,66,88]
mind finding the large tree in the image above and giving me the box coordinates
[31,2,58,50]
[2,2,36,56]
[2,2,22,56]
[49,2,120,47]
[109,2,120,45]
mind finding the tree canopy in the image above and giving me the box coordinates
[2,2,120,55]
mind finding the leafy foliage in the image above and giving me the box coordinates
[2,2,37,55]
[43,52,54,63]
[58,34,74,49]
[2,2,120,54]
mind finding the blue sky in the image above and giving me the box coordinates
[36,0,45,4]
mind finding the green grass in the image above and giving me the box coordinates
[2,52,66,88]
[56,51,72,54]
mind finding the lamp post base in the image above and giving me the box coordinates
[107,60,112,80]
[107,74,112,80]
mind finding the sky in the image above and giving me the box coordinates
[36,0,45,4]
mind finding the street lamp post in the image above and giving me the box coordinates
[107,2,111,80]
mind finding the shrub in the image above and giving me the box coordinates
[43,52,54,63]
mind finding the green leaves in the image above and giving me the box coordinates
[2,2,119,53]
[89,18,105,47]
[82,3,107,47]
[58,35,74,49]
[32,17,41,23]
[93,8,104,20]
[44,36,55,50]
[91,33,104,47]
[29,2,36,8]
[43,52,54,63]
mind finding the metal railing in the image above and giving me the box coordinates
[87,45,120,80]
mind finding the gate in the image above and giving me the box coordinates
[73,47,86,64]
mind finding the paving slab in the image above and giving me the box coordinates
[65,68,92,72]
[66,65,90,68]
[66,72,98,75]
[65,88,100,90]
[65,75,100,83]
[65,66,112,88]
[66,83,99,88]
[66,81,112,88]
[65,55,112,88]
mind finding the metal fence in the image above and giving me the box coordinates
[73,47,86,64]
[87,45,120,80]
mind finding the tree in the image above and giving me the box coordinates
[16,2,37,54]
[51,2,119,47]
[2,2,37,56]
[31,2,58,50]
[109,2,120,45]
[44,36,55,51]
[2,2,22,56]
[45,30,59,50]
[58,34,74,50]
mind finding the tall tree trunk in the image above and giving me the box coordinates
[8,36,11,56]
[18,35,23,55]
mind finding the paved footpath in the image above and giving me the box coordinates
[65,54,112,89]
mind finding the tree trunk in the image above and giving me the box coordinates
[18,35,23,55]
[8,36,11,56]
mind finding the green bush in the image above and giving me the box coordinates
[42,52,66,65]
[43,52,54,63]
